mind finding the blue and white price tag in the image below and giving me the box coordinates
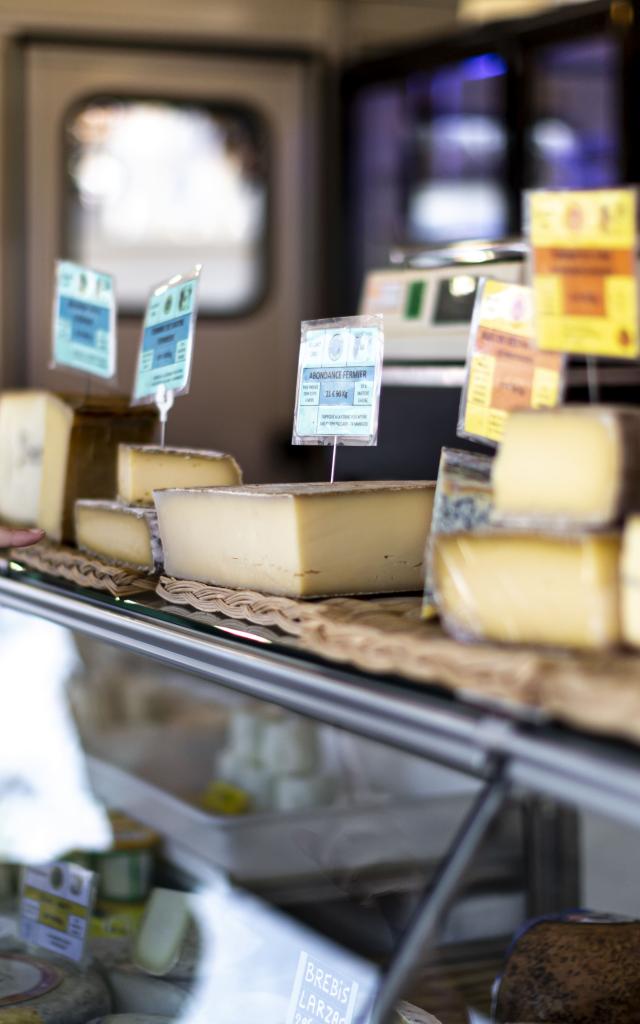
[52,261,116,379]
[292,315,384,446]
[133,266,201,404]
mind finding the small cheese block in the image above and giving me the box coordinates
[132,888,192,978]
[118,445,242,506]
[155,481,435,598]
[493,914,640,1024]
[433,531,621,649]
[75,501,162,573]
[0,391,156,542]
[621,515,640,647]
[492,405,640,527]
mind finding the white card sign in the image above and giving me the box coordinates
[51,261,116,379]
[292,315,384,447]
[20,860,96,963]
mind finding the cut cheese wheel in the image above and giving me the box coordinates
[0,953,110,1023]
[75,501,162,573]
[155,481,435,598]
[621,514,640,647]
[492,405,640,527]
[133,889,194,978]
[118,445,242,506]
[0,391,156,542]
[433,531,621,649]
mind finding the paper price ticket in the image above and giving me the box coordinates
[529,187,638,358]
[459,278,565,445]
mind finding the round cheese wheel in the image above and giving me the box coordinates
[494,913,640,1023]
[0,953,111,1023]
[105,966,190,1017]
[88,1017,174,1023]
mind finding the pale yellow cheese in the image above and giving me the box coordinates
[118,444,242,506]
[0,391,156,542]
[621,515,640,648]
[434,531,621,649]
[155,481,435,598]
[492,406,640,526]
[75,501,161,573]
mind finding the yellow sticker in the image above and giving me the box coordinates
[529,188,638,358]
[461,279,564,444]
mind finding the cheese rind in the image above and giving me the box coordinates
[75,501,162,573]
[434,530,621,649]
[118,445,242,506]
[492,406,640,527]
[154,481,435,598]
[0,391,156,542]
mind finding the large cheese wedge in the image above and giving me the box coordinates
[621,515,640,647]
[118,445,242,506]
[0,391,156,542]
[492,406,640,527]
[75,501,162,573]
[433,531,620,649]
[155,481,435,598]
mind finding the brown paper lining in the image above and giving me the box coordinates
[12,541,157,597]
[157,576,640,746]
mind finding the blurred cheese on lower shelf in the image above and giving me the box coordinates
[155,481,435,598]
[105,968,190,1017]
[75,501,162,573]
[118,444,242,506]
[0,953,111,1023]
[433,531,621,650]
[133,889,196,979]
[492,406,640,527]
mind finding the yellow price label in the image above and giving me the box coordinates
[529,188,638,359]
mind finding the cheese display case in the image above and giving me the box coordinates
[3,552,640,1024]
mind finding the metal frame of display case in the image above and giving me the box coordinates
[1,570,632,1020]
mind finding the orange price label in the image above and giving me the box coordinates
[529,188,638,358]
[459,279,565,445]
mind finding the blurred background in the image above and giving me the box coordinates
[0,0,634,481]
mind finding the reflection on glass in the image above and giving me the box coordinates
[348,54,508,302]
[65,100,268,313]
[527,36,621,188]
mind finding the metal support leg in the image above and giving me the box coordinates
[369,760,509,1024]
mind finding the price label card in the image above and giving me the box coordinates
[528,187,639,358]
[292,315,383,446]
[52,261,116,379]
[132,266,201,404]
[19,861,96,963]
[458,279,565,445]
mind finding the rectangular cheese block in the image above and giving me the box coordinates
[133,887,192,977]
[433,531,621,649]
[0,391,157,542]
[118,444,242,506]
[492,406,640,527]
[621,515,640,648]
[155,481,435,598]
[75,500,162,573]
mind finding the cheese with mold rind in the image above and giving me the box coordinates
[154,481,435,598]
[118,445,242,506]
[492,406,640,527]
[434,530,621,649]
[0,391,156,542]
[75,501,161,573]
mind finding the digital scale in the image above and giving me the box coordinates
[359,240,527,363]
